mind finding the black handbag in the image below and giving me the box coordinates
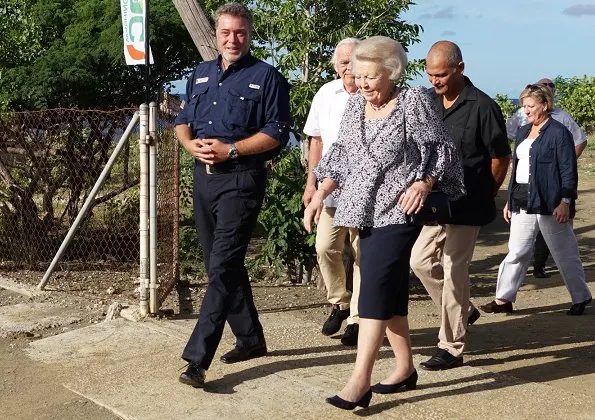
[407,190,452,225]
[401,103,452,226]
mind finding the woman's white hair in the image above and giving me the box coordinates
[352,36,408,83]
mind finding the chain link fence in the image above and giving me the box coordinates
[0,108,179,305]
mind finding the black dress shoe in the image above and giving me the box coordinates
[322,305,350,336]
[326,388,372,410]
[340,323,359,346]
[371,370,418,394]
[179,362,205,388]
[220,342,267,364]
[420,349,463,371]
[567,297,592,316]
[468,304,481,326]
[480,300,513,313]
[533,266,550,278]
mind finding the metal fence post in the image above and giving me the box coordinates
[149,102,158,315]
[139,104,150,316]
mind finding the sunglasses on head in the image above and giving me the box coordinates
[526,82,554,89]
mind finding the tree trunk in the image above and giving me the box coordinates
[171,0,218,61]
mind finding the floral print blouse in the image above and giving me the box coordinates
[313,86,465,229]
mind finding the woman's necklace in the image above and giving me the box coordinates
[369,85,397,111]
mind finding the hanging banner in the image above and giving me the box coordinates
[120,0,154,65]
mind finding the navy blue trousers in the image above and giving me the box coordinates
[182,163,266,370]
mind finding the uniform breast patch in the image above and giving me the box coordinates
[196,77,209,84]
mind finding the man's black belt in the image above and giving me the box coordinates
[198,159,266,174]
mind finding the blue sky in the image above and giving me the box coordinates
[402,1,595,98]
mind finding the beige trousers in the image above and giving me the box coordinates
[410,224,480,357]
[316,206,361,324]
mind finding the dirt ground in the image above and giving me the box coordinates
[1,150,595,419]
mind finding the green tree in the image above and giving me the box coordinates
[494,93,516,121]
[555,76,595,133]
[0,0,43,110]
[0,0,199,110]
[203,0,424,132]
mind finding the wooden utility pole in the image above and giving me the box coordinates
[171,0,218,61]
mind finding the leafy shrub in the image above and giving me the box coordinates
[256,147,317,281]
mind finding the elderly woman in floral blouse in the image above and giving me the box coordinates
[304,36,465,410]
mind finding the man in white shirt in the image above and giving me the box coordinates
[506,78,588,278]
[302,38,361,346]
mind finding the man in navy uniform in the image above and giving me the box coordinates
[176,2,290,388]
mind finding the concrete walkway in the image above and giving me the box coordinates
[23,294,595,420]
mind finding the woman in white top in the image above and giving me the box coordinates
[480,84,592,316]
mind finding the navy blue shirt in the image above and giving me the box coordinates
[508,118,577,217]
[175,53,290,161]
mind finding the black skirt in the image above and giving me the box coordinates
[358,223,422,319]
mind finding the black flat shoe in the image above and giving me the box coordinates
[480,300,513,314]
[567,297,592,316]
[420,349,463,371]
[322,305,350,336]
[533,266,550,278]
[371,370,418,394]
[326,388,372,410]
[340,323,359,346]
[468,305,481,326]
[220,341,267,364]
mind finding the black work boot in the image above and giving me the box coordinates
[179,362,206,388]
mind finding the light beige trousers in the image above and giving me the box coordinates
[315,206,361,324]
[410,224,480,357]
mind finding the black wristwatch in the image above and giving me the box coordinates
[228,143,239,160]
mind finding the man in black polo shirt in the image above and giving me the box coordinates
[176,2,290,388]
[410,41,511,370]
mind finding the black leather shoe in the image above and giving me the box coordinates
[326,388,372,410]
[371,369,417,394]
[322,305,350,336]
[220,341,267,364]
[340,323,359,346]
[533,266,550,278]
[420,349,463,371]
[468,304,480,326]
[480,300,513,313]
[567,297,592,316]
[179,362,205,388]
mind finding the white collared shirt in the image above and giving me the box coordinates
[303,78,353,207]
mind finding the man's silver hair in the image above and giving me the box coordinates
[215,2,253,33]
[332,38,361,68]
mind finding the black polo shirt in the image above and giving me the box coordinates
[175,53,290,162]
[429,77,511,226]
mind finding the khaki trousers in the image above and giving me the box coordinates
[410,224,480,357]
[316,206,361,324]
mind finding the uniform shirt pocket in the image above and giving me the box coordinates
[187,85,210,124]
[226,88,262,129]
